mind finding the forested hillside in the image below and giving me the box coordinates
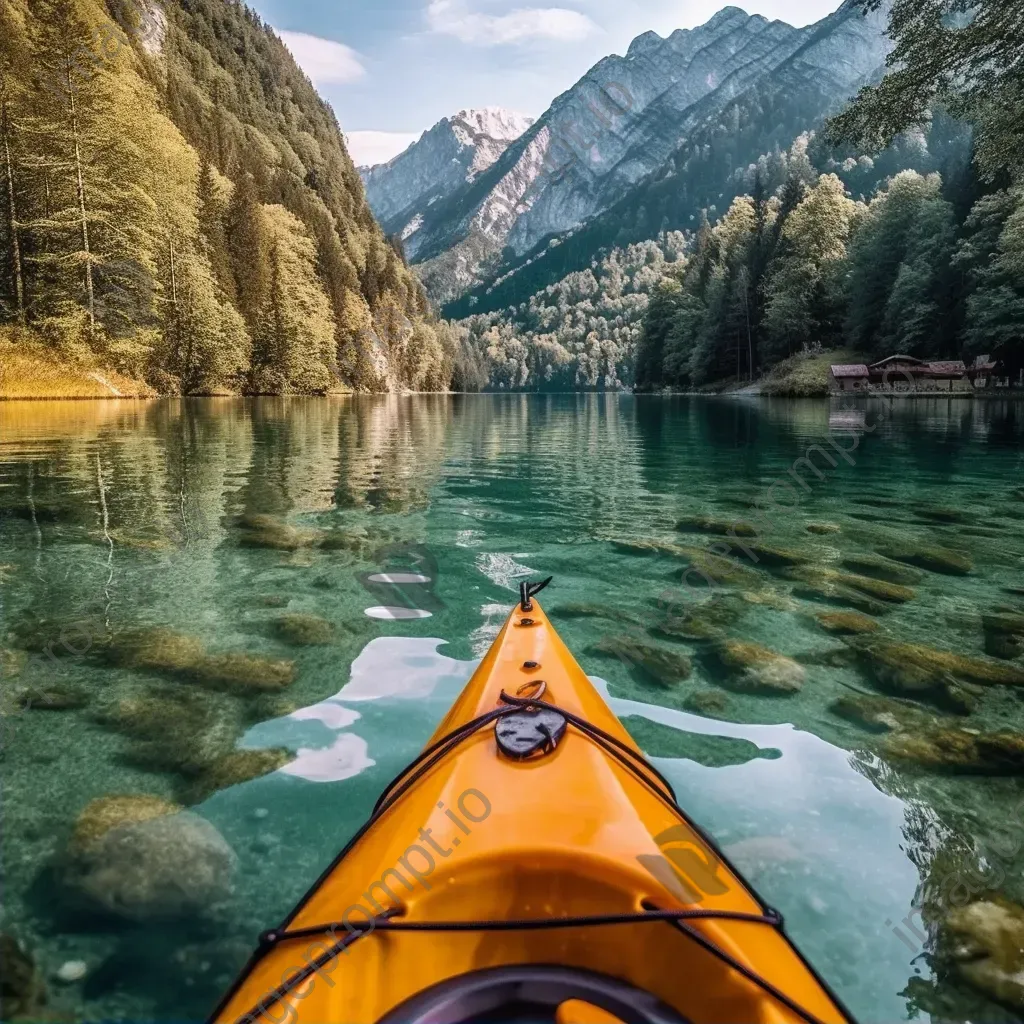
[0,0,452,394]
[449,235,686,391]
[635,0,1023,390]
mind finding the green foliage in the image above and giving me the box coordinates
[449,235,686,391]
[0,0,450,393]
[827,0,1024,183]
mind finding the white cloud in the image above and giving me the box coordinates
[427,0,598,45]
[345,131,421,167]
[277,30,366,85]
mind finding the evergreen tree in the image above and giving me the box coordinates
[226,173,269,327]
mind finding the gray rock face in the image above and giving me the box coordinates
[365,1,893,306]
[359,108,534,246]
[62,811,236,921]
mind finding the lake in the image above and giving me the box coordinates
[1,394,1023,1022]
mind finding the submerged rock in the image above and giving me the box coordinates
[794,647,859,668]
[105,627,206,673]
[191,653,296,693]
[683,689,730,716]
[829,693,928,733]
[0,933,46,1018]
[806,523,841,535]
[589,636,692,685]
[839,554,925,586]
[272,613,335,646]
[16,683,88,710]
[738,589,799,612]
[847,639,1024,712]
[790,579,889,617]
[676,548,766,589]
[982,611,1024,661]
[883,729,1024,775]
[237,514,322,551]
[183,748,293,803]
[63,796,235,921]
[69,794,182,850]
[741,542,810,568]
[0,647,26,679]
[675,516,756,538]
[709,640,805,695]
[608,537,690,558]
[550,603,644,627]
[875,542,973,576]
[814,611,880,636]
[253,595,290,609]
[651,594,747,644]
[942,899,1024,1011]
[787,566,914,603]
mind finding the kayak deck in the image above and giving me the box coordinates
[211,598,851,1024]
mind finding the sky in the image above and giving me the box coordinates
[251,0,841,167]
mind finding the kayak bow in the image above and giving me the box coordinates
[211,588,854,1024]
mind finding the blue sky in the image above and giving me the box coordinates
[251,0,841,166]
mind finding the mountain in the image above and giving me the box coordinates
[0,0,451,394]
[360,108,534,243]
[363,2,893,313]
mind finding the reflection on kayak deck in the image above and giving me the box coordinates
[236,635,925,1024]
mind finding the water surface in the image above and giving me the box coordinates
[1,395,1023,1022]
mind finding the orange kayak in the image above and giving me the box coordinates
[210,583,853,1024]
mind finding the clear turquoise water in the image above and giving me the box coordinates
[1,394,1023,1022]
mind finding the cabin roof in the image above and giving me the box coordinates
[830,364,870,378]
[869,354,926,369]
[925,360,967,376]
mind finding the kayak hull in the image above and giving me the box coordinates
[213,600,851,1024]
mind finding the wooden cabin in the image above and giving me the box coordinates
[828,364,870,392]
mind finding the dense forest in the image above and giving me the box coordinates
[0,0,453,393]
[634,0,1024,390]
[449,235,686,391]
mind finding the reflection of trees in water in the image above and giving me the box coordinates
[440,394,653,541]
[335,396,453,513]
[851,748,1024,1020]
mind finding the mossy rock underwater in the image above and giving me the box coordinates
[849,639,1024,712]
[62,796,235,922]
[272,613,335,646]
[650,594,748,644]
[15,683,88,711]
[675,516,756,538]
[550,603,645,627]
[705,640,805,695]
[940,898,1024,1011]
[813,611,880,636]
[588,636,692,685]
[839,554,925,587]
[982,611,1024,661]
[683,689,731,716]
[786,566,915,604]
[102,627,297,693]
[828,693,931,733]
[180,748,294,803]
[881,728,1024,775]
[235,514,323,552]
[874,542,973,576]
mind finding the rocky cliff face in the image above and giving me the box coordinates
[366,1,893,308]
[359,108,534,244]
